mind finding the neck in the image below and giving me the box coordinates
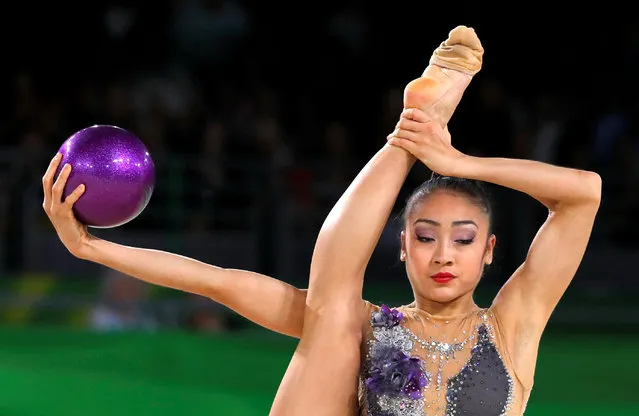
[412,291,479,318]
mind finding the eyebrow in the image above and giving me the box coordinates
[413,218,478,228]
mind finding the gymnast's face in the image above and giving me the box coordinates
[400,190,495,305]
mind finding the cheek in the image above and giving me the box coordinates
[405,241,432,266]
[458,247,487,279]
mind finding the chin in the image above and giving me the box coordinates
[424,286,464,304]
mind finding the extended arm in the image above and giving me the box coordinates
[42,153,306,339]
[83,240,307,338]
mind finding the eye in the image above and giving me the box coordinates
[455,238,474,245]
[417,236,434,243]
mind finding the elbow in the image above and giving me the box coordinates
[581,171,602,206]
[552,171,602,213]
[570,171,602,211]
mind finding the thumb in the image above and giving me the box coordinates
[442,125,452,144]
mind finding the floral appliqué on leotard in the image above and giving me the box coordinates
[361,305,514,416]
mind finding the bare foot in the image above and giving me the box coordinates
[404,25,484,126]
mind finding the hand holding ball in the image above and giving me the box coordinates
[54,125,155,228]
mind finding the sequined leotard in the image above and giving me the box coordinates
[358,302,533,416]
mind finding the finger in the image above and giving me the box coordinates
[387,136,419,154]
[403,117,440,138]
[42,153,62,207]
[395,117,423,132]
[52,163,72,204]
[388,128,419,142]
[401,107,433,123]
[63,184,86,208]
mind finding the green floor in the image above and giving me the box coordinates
[0,326,636,416]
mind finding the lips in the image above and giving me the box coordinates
[431,272,455,283]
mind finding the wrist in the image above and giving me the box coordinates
[440,151,472,178]
[383,141,418,164]
[78,236,104,262]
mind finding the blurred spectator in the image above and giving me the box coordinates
[89,269,157,332]
[181,294,228,333]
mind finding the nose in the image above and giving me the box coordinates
[432,241,454,265]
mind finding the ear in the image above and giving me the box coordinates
[400,231,407,261]
[484,234,496,265]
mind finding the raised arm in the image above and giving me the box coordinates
[42,153,306,338]
[455,156,601,325]
[389,109,601,385]
[456,154,600,385]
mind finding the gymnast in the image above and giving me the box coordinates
[42,26,600,416]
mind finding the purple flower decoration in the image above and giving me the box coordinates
[366,344,427,400]
[371,304,403,328]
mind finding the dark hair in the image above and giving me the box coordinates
[402,172,493,234]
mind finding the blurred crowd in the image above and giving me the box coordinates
[89,268,228,333]
[1,1,638,331]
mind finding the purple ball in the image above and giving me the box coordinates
[55,125,155,228]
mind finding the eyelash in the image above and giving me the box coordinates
[417,237,475,245]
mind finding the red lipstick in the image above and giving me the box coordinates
[431,272,455,283]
